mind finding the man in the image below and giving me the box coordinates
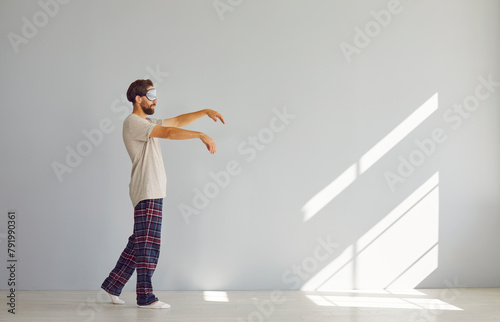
[101,79,225,309]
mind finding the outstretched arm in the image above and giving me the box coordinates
[149,126,217,154]
[163,109,225,127]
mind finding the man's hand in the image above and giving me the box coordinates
[200,133,217,154]
[206,109,226,124]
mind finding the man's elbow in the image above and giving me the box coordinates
[161,127,174,139]
[163,117,181,128]
[150,126,173,139]
[173,118,182,128]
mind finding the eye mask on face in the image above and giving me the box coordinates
[145,88,157,101]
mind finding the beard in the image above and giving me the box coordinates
[141,103,155,115]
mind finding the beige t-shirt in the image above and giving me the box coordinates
[123,114,166,208]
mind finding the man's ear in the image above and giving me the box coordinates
[134,95,141,104]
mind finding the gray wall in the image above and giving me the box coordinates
[0,0,499,291]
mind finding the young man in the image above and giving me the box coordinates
[101,79,225,309]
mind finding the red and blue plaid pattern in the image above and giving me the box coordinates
[101,198,163,306]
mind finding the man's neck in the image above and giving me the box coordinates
[132,105,147,118]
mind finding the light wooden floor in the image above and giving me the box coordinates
[1,289,499,321]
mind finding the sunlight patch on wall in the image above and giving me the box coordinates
[302,172,439,290]
[302,93,439,222]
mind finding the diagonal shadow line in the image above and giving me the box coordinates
[302,93,439,222]
[315,183,439,290]
[385,242,439,289]
[354,185,439,257]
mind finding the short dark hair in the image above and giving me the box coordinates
[126,79,153,104]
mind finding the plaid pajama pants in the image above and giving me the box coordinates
[101,198,163,306]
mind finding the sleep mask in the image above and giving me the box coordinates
[140,88,157,101]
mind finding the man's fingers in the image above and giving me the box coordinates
[205,141,216,154]
[208,111,225,124]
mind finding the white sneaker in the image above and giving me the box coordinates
[138,301,171,309]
